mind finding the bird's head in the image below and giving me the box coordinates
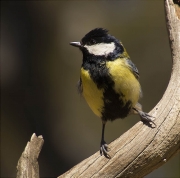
[70,28,127,60]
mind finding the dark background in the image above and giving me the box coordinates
[1,1,180,178]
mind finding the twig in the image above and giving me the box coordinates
[16,133,44,178]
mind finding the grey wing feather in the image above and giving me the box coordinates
[77,78,83,94]
[127,59,143,97]
[127,59,140,79]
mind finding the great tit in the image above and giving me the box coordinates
[70,28,155,159]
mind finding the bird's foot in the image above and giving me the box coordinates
[100,140,111,159]
[138,111,156,128]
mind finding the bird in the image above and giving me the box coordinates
[70,28,155,159]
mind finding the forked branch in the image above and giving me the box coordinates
[16,0,180,177]
[58,0,180,177]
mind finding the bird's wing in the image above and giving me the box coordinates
[126,59,140,80]
[77,78,83,94]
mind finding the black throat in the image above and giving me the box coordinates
[82,55,113,89]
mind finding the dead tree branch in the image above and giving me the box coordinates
[16,0,180,177]
[58,1,180,177]
[16,133,44,178]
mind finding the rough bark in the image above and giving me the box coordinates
[16,133,44,178]
[58,0,180,177]
[16,0,180,177]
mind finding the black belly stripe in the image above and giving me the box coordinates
[82,55,132,121]
[102,86,132,121]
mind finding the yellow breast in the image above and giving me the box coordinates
[106,58,141,107]
[80,58,141,119]
[80,68,104,118]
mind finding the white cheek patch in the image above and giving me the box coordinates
[84,42,115,56]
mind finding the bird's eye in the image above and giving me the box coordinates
[90,39,96,44]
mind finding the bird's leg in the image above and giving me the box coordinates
[133,107,156,128]
[100,121,111,159]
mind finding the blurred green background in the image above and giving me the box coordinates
[1,1,180,178]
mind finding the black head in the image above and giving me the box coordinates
[81,28,115,45]
[70,28,124,59]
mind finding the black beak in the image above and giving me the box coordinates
[70,42,81,47]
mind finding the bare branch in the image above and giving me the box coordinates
[16,133,44,178]
[58,0,180,177]
[16,1,180,177]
